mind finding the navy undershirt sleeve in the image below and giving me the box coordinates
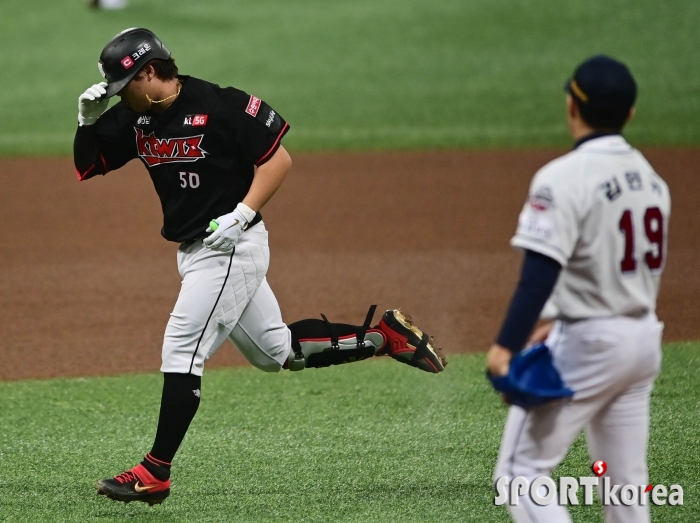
[495,250,562,352]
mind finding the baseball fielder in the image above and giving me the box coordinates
[486,56,670,523]
[74,28,446,506]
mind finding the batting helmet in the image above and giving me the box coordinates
[98,28,171,98]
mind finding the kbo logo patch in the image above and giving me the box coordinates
[134,128,207,167]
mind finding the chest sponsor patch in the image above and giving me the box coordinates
[529,186,555,212]
[183,114,208,127]
[135,128,208,167]
[245,95,261,117]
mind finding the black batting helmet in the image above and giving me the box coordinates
[98,28,171,98]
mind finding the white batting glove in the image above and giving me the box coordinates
[203,202,257,252]
[78,82,109,126]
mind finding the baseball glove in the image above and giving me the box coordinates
[487,343,573,409]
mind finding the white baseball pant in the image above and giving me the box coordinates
[160,221,292,376]
[494,313,663,523]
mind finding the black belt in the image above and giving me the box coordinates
[247,212,263,229]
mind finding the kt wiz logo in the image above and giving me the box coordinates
[135,129,208,167]
[494,461,683,508]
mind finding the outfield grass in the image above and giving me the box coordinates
[0,0,699,154]
[0,343,697,522]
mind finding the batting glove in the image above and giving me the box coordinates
[78,82,109,126]
[203,202,257,252]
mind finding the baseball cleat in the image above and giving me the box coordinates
[96,464,170,505]
[377,310,447,373]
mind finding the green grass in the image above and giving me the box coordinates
[0,0,699,154]
[0,343,697,522]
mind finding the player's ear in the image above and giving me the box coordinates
[566,94,578,119]
[627,106,636,122]
[140,63,156,81]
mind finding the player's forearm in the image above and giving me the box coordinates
[243,146,292,211]
[73,125,107,180]
[495,250,561,352]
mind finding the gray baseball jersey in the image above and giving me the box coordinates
[511,135,670,320]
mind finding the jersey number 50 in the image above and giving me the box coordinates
[618,206,664,274]
[179,172,200,189]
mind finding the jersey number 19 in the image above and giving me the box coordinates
[618,207,664,274]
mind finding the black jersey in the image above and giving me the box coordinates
[74,76,289,243]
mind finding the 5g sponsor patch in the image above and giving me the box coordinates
[183,114,208,127]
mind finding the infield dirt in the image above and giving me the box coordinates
[1,150,697,380]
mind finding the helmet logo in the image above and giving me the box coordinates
[97,61,106,79]
[121,56,135,69]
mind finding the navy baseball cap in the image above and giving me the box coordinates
[565,55,637,129]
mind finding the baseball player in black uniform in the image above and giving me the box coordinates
[74,28,446,505]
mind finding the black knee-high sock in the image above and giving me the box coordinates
[147,373,201,468]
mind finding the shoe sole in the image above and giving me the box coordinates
[96,482,170,506]
[381,310,446,373]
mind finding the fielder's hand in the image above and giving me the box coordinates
[78,82,109,126]
[203,202,256,252]
[487,343,512,376]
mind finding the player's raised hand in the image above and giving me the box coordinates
[78,82,109,126]
[203,203,256,252]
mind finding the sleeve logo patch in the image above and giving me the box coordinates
[265,110,276,127]
[529,186,555,212]
[517,212,554,239]
[245,95,261,117]
[183,114,208,127]
[121,56,135,69]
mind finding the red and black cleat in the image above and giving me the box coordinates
[378,310,447,373]
[96,463,170,506]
